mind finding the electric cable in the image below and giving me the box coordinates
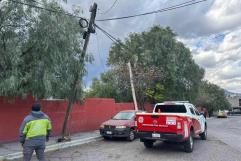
[96,0,207,21]
[8,0,86,19]
[94,24,119,43]
[95,32,107,71]
[98,0,118,14]
[94,24,130,53]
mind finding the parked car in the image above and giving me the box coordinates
[228,108,241,115]
[100,110,145,141]
[217,110,228,118]
[135,101,207,153]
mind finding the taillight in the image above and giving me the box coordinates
[138,116,144,123]
[177,122,182,129]
[184,121,188,137]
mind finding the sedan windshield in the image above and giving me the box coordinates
[113,112,135,120]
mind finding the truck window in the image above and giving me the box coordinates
[190,108,195,115]
[194,109,200,115]
[154,105,187,113]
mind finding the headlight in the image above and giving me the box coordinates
[116,125,126,129]
[100,124,104,128]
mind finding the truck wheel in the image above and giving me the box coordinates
[127,129,135,141]
[184,131,194,153]
[144,141,154,148]
[199,125,207,140]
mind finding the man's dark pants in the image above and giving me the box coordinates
[23,145,46,161]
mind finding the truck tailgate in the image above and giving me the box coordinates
[136,113,184,133]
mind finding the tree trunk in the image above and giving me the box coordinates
[61,99,74,138]
[61,74,79,139]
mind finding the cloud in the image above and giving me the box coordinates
[218,29,241,52]
[191,27,241,93]
[61,0,241,93]
[194,51,217,68]
[218,65,241,80]
[205,74,241,93]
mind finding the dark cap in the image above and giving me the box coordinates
[32,103,41,111]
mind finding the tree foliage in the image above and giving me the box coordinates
[0,0,92,100]
[86,26,204,108]
[84,70,132,102]
[195,81,231,114]
[146,83,165,104]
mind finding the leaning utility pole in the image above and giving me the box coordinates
[60,3,97,141]
[81,3,97,59]
[128,61,138,111]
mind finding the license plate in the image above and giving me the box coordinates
[106,131,112,135]
[152,133,160,138]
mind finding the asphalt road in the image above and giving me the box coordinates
[15,116,241,161]
[208,115,241,152]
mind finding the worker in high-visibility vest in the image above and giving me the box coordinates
[19,103,52,161]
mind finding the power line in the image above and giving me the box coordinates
[94,24,130,53]
[95,23,229,46]
[95,23,239,54]
[97,0,205,21]
[95,24,114,41]
[8,0,86,19]
[95,32,107,71]
[94,24,119,43]
[96,0,207,21]
[95,24,138,110]
[98,0,118,15]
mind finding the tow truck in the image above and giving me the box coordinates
[135,101,207,152]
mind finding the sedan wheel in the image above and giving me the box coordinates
[127,129,135,141]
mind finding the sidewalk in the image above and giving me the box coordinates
[0,131,102,161]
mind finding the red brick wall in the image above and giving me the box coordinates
[0,96,151,143]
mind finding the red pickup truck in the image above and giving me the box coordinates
[135,101,207,152]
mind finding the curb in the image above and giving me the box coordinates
[1,135,102,161]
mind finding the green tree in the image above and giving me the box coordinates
[86,26,204,109]
[107,26,204,107]
[84,70,132,102]
[146,83,165,104]
[195,81,231,115]
[0,0,92,137]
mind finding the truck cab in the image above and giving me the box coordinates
[135,101,207,152]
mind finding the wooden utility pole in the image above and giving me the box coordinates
[60,3,97,140]
[128,61,138,111]
[81,3,97,59]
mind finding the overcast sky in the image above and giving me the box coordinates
[62,0,241,93]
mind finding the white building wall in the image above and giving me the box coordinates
[226,96,241,107]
